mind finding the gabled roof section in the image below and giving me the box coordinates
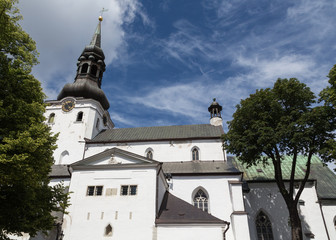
[233,155,336,200]
[72,147,159,166]
[156,192,227,225]
[162,159,241,175]
[88,124,224,143]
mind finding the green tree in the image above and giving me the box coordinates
[0,0,69,239]
[222,78,335,240]
[319,65,336,167]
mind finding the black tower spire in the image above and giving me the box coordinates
[57,16,109,110]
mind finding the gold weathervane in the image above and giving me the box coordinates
[99,8,108,21]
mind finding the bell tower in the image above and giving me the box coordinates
[208,98,223,126]
[45,16,114,165]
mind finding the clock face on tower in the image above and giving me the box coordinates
[62,99,75,112]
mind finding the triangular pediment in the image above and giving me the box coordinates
[71,147,158,166]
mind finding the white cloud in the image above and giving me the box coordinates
[19,0,149,99]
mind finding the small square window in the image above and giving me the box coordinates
[95,186,103,196]
[121,185,138,196]
[87,186,95,196]
[121,185,129,196]
[130,185,137,195]
[87,186,103,196]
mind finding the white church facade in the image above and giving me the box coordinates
[25,17,336,240]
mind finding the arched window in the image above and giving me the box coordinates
[81,63,88,74]
[146,151,153,159]
[192,147,199,161]
[104,224,112,237]
[255,211,274,240]
[48,113,55,123]
[193,189,208,212]
[90,65,98,76]
[145,148,154,159]
[59,150,69,165]
[76,112,83,122]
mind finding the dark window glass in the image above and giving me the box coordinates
[81,63,88,73]
[76,112,83,121]
[256,211,274,240]
[121,186,129,195]
[91,65,98,76]
[146,151,153,159]
[192,148,199,160]
[87,186,94,196]
[95,186,103,196]
[130,185,137,195]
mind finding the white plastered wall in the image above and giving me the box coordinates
[63,167,157,240]
[45,98,112,165]
[321,203,336,240]
[85,139,225,163]
[166,175,249,240]
[156,225,224,240]
[245,182,329,240]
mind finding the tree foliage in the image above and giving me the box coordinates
[0,0,69,239]
[222,78,335,240]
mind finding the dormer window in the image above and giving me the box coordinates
[192,147,199,161]
[76,112,83,122]
[48,113,55,123]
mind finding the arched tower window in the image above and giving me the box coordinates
[192,147,199,161]
[193,189,208,212]
[255,211,274,240]
[104,224,112,237]
[76,112,83,122]
[90,65,98,76]
[48,113,55,123]
[81,63,88,74]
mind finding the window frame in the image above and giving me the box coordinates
[48,113,55,124]
[191,147,200,161]
[120,185,138,196]
[86,185,104,196]
[76,111,84,122]
[192,188,209,212]
[255,211,274,240]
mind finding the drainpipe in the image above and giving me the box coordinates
[223,222,230,240]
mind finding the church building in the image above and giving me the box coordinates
[39,17,336,240]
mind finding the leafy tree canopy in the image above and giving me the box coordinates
[0,0,69,239]
[223,78,335,240]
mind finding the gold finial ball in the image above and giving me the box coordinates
[99,16,103,21]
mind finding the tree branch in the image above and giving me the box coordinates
[294,150,313,203]
[289,148,298,197]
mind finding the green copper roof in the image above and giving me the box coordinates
[232,155,336,199]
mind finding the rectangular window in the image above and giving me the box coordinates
[120,185,137,196]
[87,186,103,196]
[130,185,137,195]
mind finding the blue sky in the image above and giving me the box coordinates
[19,0,336,131]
